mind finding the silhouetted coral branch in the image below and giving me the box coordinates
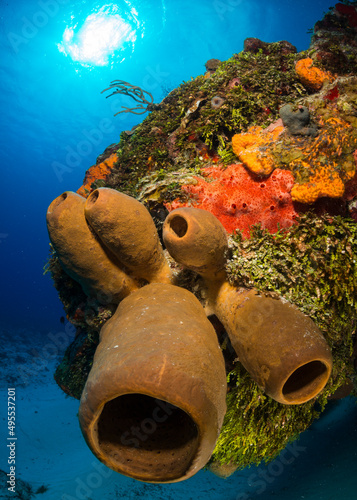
[101,80,156,116]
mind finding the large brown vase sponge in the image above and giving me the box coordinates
[78,282,227,483]
[84,187,172,284]
[46,191,138,303]
[162,207,333,404]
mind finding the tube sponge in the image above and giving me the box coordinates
[163,207,228,280]
[85,188,172,284]
[46,191,138,303]
[163,206,333,404]
[213,285,333,404]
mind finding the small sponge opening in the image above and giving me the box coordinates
[50,192,68,211]
[169,215,188,238]
[282,360,329,403]
[86,189,100,209]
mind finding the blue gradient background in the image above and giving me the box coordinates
[0,1,356,499]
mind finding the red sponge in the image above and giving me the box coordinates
[165,164,299,238]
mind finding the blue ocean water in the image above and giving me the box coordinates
[0,0,356,499]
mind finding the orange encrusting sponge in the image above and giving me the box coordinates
[291,166,350,204]
[77,153,118,198]
[232,125,284,176]
[295,58,335,91]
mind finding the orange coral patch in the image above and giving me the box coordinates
[287,116,356,203]
[77,153,118,197]
[291,167,345,203]
[295,58,334,91]
[232,125,284,176]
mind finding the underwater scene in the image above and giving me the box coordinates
[1,0,357,498]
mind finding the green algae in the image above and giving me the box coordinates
[211,364,320,468]
[226,213,357,347]
[104,46,307,199]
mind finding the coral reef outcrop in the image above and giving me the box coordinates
[45,1,357,484]
[47,189,335,481]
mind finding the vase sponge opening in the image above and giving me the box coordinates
[49,191,69,212]
[86,189,100,209]
[96,393,199,481]
[282,360,330,404]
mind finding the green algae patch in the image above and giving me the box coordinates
[226,213,357,349]
[103,46,307,199]
[211,364,319,468]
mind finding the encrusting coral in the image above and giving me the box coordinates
[45,1,357,484]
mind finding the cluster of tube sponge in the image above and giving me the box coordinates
[46,188,333,484]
